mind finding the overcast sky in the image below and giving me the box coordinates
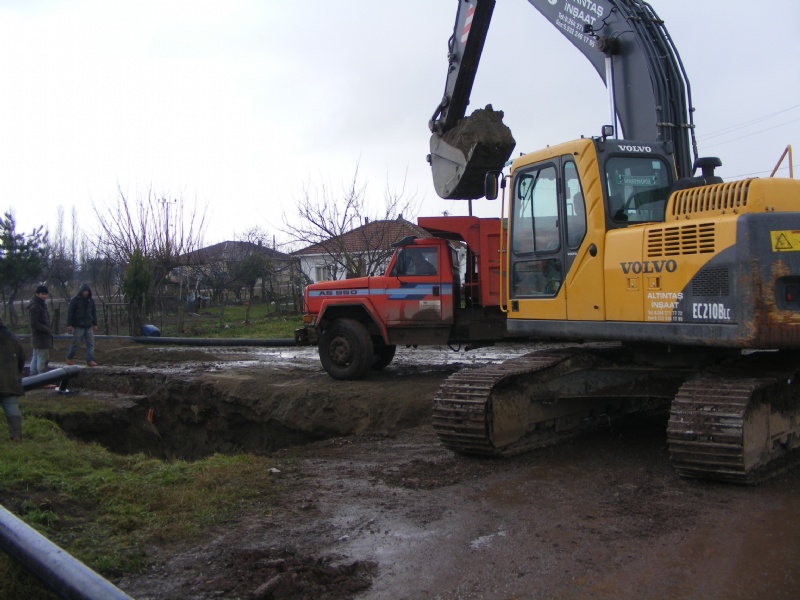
[1,0,798,248]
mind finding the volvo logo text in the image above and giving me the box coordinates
[620,260,678,275]
[618,145,652,153]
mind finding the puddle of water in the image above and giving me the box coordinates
[469,530,508,550]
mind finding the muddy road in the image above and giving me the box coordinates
[33,339,800,598]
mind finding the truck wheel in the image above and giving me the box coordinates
[372,344,397,370]
[319,319,374,380]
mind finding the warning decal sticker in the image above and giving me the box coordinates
[771,230,800,252]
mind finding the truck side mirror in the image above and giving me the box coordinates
[484,172,499,200]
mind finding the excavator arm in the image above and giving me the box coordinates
[429,0,698,200]
[428,0,516,200]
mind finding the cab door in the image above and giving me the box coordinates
[508,161,567,320]
[382,244,453,326]
[508,154,602,321]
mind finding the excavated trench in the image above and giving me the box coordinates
[24,340,548,459]
[31,359,451,459]
[66,368,328,459]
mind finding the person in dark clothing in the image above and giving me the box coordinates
[0,316,25,442]
[66,283,98,366]
[27,285,52,375]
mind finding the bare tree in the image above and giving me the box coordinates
[282,165,416,280]
[233,226,275,302]
[47,206,77,300]
[93,184,208,299]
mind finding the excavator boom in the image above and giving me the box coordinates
[429,0,698,199]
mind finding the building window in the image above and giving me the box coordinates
[315,265,331,282]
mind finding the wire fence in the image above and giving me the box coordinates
[7,294,300,337]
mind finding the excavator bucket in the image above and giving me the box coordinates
[429,106,516,200]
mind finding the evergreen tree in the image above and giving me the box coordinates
[0,213,48,327]
[122,248,152,335]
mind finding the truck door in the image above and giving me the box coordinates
[382,244,453,326]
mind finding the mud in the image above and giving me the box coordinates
[442,104,516,159]
[431,104,517,199]
[23,338,800,599]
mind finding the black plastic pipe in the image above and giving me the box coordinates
[129,336,297,347]
[17,334,297,347]
[22,366,81,392]
[0,504,134,600]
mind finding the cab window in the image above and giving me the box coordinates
[391,247,438,276]
[513,259,562,297]
[511,165,559,255]
[605,156,671,224]
[564,161,586,249]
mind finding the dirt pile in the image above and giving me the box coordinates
[431,104,516,199]
[441,104,516,158]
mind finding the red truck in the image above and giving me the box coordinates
[295,216,514,380]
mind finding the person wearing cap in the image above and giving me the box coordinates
[27,284,53,375]
[0,317,25,442]
[66,283,98,366]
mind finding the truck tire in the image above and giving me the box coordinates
[319,319,374,380]
[372,344,397,370]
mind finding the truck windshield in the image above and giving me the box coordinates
[391,247,438,276]
[605,156,672,224]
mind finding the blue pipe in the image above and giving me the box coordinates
[0,504,134,600]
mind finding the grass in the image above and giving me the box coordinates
[0,417,282,599]
[178,303,302,339]
[10,300,303,339]
[20,392,127,416]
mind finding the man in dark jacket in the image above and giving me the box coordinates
[0,316,25,442]
[27,285,52,375]
[66,283,98,366]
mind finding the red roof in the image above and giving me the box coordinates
[181,241,293,264]
[293,218,430,256]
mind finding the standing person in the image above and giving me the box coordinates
[66,283,98,367]
[27,285,52,375]
[0,316,25,442]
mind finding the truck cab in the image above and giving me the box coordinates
[296,216,510,379]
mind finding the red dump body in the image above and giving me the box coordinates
[416,216,504,309]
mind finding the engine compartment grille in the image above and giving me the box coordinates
[670,179,752,218]
[647,223,716,258]
[691,266,731,296]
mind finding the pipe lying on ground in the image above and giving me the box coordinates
[17,334,298,348]
[22,366,81,392]
[129,336,297,347]
[0,504,134,600]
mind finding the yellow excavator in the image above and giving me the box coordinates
[425,0,800,483]
[298,0,800,483]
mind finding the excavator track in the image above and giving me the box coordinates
[432,347,679,457]
[668,374,800,483]
[432,351,567,456]
[434,347,800,482]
